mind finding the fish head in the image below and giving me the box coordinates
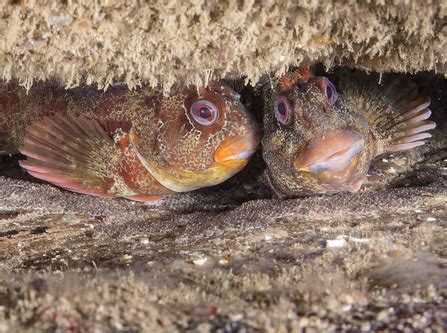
[131,83,260,192]
[262,70,371,195]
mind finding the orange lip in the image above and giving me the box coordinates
[214,134,259,163]
[294,129,364,173]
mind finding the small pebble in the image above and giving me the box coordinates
[342,304,352,312]
[376,308,393,322]
[218,258,229,266]
[230,313,244,321]
[192,257,208,266]
[122,254,133,261]
[298,317,309,327]
[326,238,347,248]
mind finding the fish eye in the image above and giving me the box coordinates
[314,77,338,105]
[190,100,220,126]
[274,96,292,125]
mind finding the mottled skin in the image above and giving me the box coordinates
[262,68,435,197]
[0,82,259,200]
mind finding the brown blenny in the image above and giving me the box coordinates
[0,82,259,201]
[261,68,436,197]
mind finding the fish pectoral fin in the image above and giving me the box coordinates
[340,72,435,156]
[378,89,435,154]
[18,114,134,198]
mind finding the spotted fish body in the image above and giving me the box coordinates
[0,82,260,201]
[262,68,436,197]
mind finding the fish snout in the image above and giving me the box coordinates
[294,129,364,174]
[214,133,260,163]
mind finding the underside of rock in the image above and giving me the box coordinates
[0,1,446,90]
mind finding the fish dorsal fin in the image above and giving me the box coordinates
[18,114,166,199]
[339,72,436,156]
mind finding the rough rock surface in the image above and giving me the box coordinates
[0,1,446,90]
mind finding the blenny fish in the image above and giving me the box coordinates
[0,82,259,201]
[262,68,436,197]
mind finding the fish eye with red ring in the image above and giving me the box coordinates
[274,96,292,125]
[190,100,220,126]
[312,77,338,105]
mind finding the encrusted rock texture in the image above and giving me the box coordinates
[0,0,446,90]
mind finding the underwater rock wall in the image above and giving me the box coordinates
[0,1,445,90]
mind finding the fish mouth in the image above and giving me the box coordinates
[294,129,364,174]
[214,133,259,163]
